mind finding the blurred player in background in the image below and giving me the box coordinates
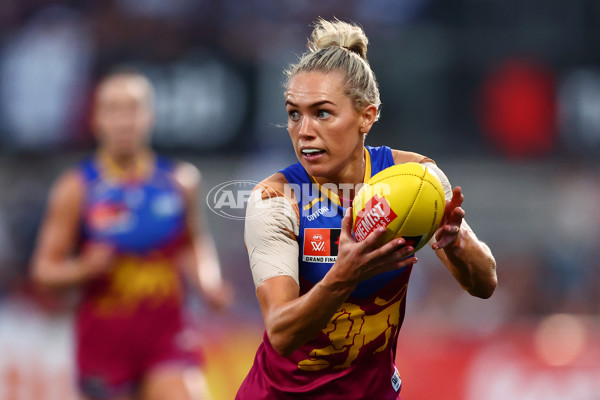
[31,69,231,400]
[236,18,497,399]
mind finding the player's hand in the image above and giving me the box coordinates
[203,280,234,312]
[332,208,417,287]
[79,242,116,280]
[432,186,465,250]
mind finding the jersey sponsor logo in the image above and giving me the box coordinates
[353,195,397,241]
[306,205,329,221]
[302,228,341,263]
[298,284,407,371]
[87,202,134,233]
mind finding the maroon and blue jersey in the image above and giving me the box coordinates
[79,156,187,256]
[237,146,411,399]
[75,155,198,398]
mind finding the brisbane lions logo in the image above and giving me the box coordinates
[298,284,408,371]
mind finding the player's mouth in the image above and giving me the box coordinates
[301,148,326,161]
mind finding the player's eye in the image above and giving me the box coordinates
[288,110,300,121]
[317,110,331,119]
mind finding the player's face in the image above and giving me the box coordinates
[93,76,154,157]
[286,71,373,184]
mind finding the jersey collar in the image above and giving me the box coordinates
[309,147,371,207]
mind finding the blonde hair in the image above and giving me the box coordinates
[96,67,155,109]
[285,18,381,121]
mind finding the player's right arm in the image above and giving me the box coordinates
[246,174,415,357]
[31,170,114,291]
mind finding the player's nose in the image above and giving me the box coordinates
[298,116,316,139]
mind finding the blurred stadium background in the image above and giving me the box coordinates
[1,1,600,399]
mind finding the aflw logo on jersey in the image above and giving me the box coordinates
[302,228,341,263]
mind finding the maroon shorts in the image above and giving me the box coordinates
[76,303,201,399]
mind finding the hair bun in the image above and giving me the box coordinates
[308,18,368,60]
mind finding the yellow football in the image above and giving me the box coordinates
[352,162,446,253]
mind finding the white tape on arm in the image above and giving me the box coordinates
[424,162,453,201]
[424,163,454,246]
[244,190,300,288]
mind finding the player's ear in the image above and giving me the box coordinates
[359,104,377,134]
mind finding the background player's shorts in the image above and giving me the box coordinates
[76,305,202,399]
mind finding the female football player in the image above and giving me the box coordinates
[236,18,497,399]
[32,69,231,400]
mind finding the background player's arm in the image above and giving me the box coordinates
[249,177,415,356]
[31,171,114,291]
[175,162,232,311]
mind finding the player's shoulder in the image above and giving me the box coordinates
[253,172,295,203]
[171,160,201,192]
[250,172,300,223]
[54,167,85,193]
[47,167,86,207]
[391,149,435,165]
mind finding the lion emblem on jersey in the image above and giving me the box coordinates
[298,284,407,371]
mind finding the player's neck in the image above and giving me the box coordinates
[97,149,154,181]
[311,150,366,205]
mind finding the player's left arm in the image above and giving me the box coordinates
[423,160,497,299]
[432,185,497,299]
[174,162,233,311]
[392,150,497,298]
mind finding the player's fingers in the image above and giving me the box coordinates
[443,223,458,236]
[445,187,464,214]
[433,240,451,250]
[388,246,416,263]
[452,186,464,202]
[368,236,409,260]
[397,256,418,269]
[432,225,460,249]
[434,225,445,241]
[377,254,418,272]
[432,238,446,250]
[339,207,355,240]
[448,207,466,225]
[359,226,391,250]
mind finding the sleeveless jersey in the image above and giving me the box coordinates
[75,156,195,397]
[77,155,188,316]
[237,146,411,400]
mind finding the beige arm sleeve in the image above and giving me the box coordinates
[244,190,300,289]
[424,162,453,246]
[424,162,452,201]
